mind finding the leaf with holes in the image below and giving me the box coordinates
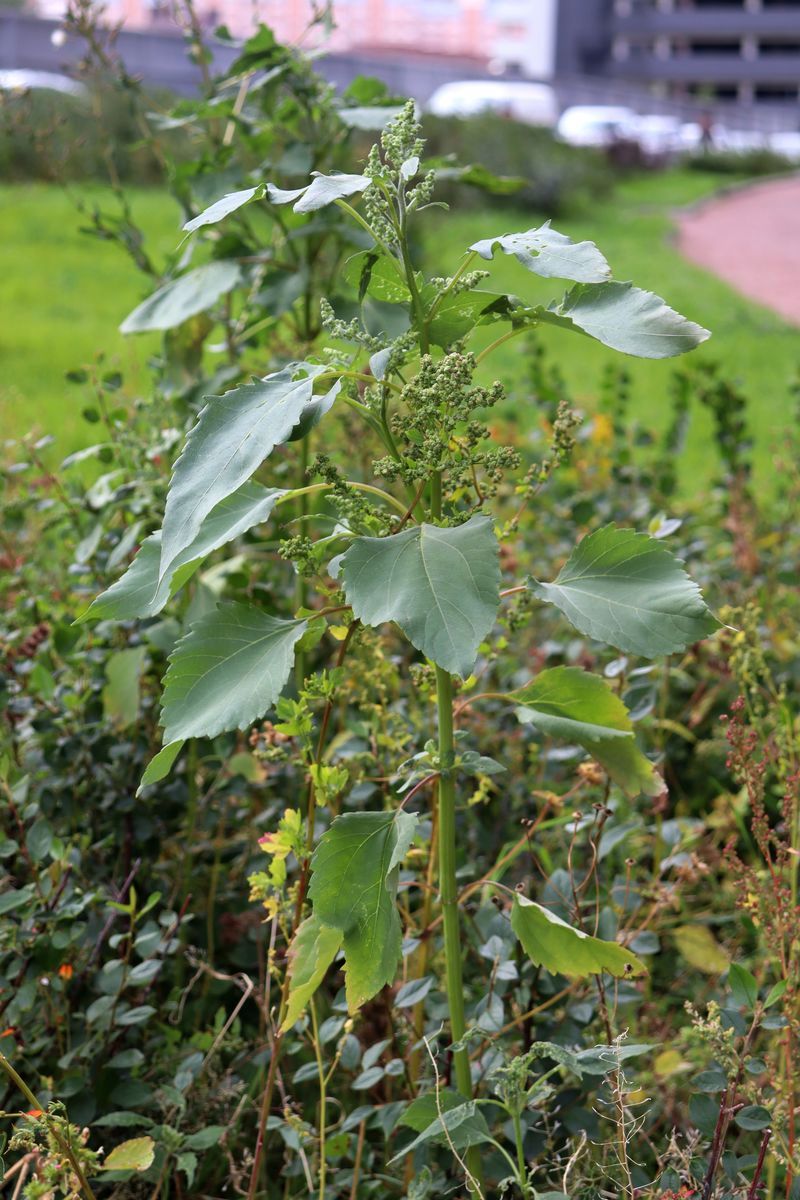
[511,894,645,979]
[79,483,285,623]
[341,515,500,678]
[158,364,331,581]
[530,524,719,657]
[513,666,663,797]
[308,811,418,1012]
[471,221,610,284]
[538,280,710,358]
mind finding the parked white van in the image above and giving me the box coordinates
[427,80,558,127]
[555,105,637,148]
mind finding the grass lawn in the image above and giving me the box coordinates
[0,183,181,458]
[2,170,798,493]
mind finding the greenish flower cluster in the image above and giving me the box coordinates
[319,297,381,350]
[311,453,392,535]
[372,351,518,505]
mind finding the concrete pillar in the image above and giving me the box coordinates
[612,36,631,61]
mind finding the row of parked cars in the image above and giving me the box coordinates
[427,79,800,163]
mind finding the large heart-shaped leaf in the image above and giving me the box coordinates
[341,515,500,678]
[183,186,263,233]
[78,483,285,623]
[511,894,645,978]
[530,524,719,657]
[266,171,371,213]
[304,810,417,1013]
[158,364,331,581]
[159,601,306,745]
[120,261,242,334]
[513,666,663,797]
[470,221,610,284]
[539,280,709,358]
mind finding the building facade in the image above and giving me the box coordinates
[608,0,800,104]
[45,0,558,81]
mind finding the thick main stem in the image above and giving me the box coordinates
[435,665,471,1099]
[434,665,484,1192]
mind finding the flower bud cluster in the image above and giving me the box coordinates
[372,351,518,504]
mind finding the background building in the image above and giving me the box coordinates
[561,0,800,107]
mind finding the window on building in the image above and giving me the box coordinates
[686,41,743,54]
[759,40,800,54]
[755,83,800,98]
[689,1,745,9]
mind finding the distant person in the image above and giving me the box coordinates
[699,111,714,152]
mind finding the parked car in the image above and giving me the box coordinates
[769,130,800,162]
[0,70,87,98]
[426,80,558,127]
[555,104,636,147]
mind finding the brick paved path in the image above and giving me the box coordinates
[678,175,800,326]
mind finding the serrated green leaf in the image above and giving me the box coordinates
[513,666,663,797]
[79,483,285,623]
[102,646,147,730]
[183,186,262,233]
[266,171,371,213]
[426,290,516,349]
[539,280,709,359]
[159,602,306,744]
[281,916,344,1032]
[342,515,500,678]
[511,894,645,979]
[138,740,185,793]
[308,811,417,1012]
[102,1136,155,1172]
[530,524,719,657]
[389,1099,491,1162]
[158,364,331,580]
[120,261,242,334]
[470,221,610,284]
[344,251,412,304]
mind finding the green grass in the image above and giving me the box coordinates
[0,184,181,458]
[2,170,798,493]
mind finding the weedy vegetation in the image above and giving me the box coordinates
[1,6,799,1200]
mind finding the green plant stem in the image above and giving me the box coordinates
[434,667,470,1097]
[0,1052,98,1200]
[475,324,531,365]
[278,481,409,519]
[295,434,311,691]
[309,998,327,1200]
[511,1109,528,1194]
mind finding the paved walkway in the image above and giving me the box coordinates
[678,175,800,326]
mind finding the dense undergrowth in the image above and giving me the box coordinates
[2,5,800,1200]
